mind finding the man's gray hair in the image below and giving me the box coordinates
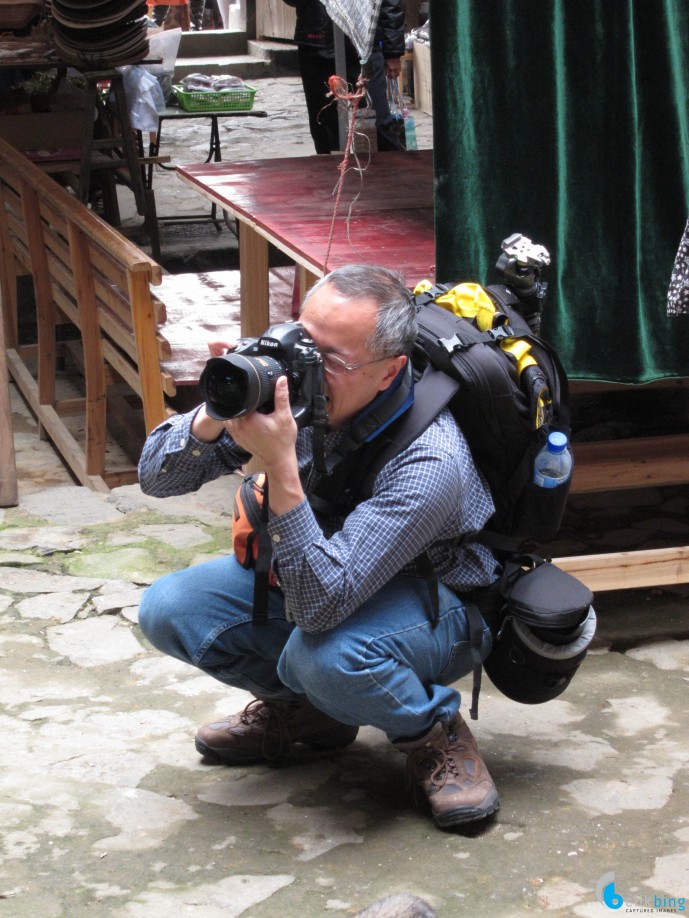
[302,265,417,357]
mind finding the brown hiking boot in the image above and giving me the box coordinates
[395,713,499,827]
[195,697,359,764]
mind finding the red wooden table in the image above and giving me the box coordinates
[176,151,436,336]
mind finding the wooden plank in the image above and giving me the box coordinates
[128,268,168,433]
[5,348,109,492]
[239,224,270,338]
[100,338,146,397]
[67,221,108,478]
[53,398,87,417]
[103,468,139,488]
[570,378,689,395]
[0,289,18,507]
[257,0,295,39]
[0,183,20,351]
[555,546,689,592]
[20,178,59,408]
[571,434,689,492]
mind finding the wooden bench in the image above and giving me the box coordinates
[554,378,689,591]
[0,110,170,262]
[0,136,293,491]
[568,378,689,494]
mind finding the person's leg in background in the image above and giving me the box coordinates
[352,49,404,152]
[207,0,224,28]
[189,0,205,29]
[152,4,169,25]
[297,48,341,153]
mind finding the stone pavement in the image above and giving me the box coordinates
[3,75,689,918]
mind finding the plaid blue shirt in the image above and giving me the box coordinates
[138,407,499,632]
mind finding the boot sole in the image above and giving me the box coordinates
[432,790,500,828]
[195,731,359,765]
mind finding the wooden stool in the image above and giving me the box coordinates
[78,69,162,261]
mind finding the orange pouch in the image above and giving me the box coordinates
[232,473,278,588]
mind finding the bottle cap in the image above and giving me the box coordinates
[547,431,568,453]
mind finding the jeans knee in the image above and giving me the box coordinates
[137,577,181,654]
[278,627,365,699]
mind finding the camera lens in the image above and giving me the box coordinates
[200,353,285,420]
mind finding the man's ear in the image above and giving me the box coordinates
[378,354,408,391]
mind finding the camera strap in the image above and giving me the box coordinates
[311,371,329,476]
[231,473,277,625]
[251,474,272,624]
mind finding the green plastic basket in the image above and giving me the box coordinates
[172,84,257,113]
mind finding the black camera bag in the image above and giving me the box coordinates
[501,554,593,630]
[465,555,596,715]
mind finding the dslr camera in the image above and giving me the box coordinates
[199,322,325,427]
[495,233,551,335]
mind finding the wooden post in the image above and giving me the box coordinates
[239,224,270,338]
[0,301,18,507]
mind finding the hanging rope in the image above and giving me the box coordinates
[322,72,371,273]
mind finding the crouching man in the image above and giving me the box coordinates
[137,264,500,829]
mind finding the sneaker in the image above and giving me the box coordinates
[395,713,499,827]
[195,697,359,764]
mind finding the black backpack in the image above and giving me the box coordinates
[309,277,572,547]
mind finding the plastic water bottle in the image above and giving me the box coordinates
[533,431,573,488]
[402,106,418,151]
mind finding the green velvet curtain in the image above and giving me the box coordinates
[430,0,689,382]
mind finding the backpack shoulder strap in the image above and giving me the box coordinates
[356,362,460,499]
[308,360,458,517]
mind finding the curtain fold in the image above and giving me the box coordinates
[432,0,689,382]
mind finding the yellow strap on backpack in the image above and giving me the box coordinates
[501,338,537,374]
[416,281,504,332]
[414,280,550,429]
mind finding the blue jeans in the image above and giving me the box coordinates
[138,556,492,741]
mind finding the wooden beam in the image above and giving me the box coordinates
[570,377,689,395]
[570,434,689,493]
[5,348,109,492]
[555,546,689,592]
[0,300,18,507]
[238,223,270,338]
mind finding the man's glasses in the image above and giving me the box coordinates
[321,353,392,376]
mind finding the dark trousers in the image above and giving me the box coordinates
[297,47,403,154]
[152,0,207,28]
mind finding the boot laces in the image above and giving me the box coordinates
[406,729,472,792]
[239,698,296,761]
